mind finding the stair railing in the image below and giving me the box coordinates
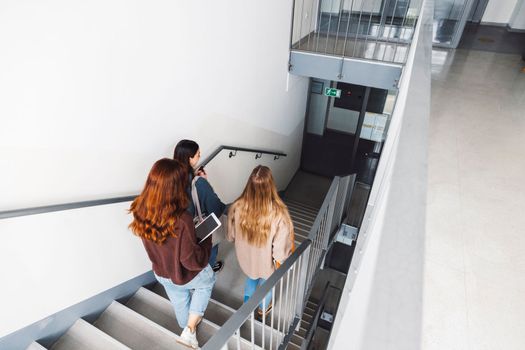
[301,283,343,350]
[202,174,357,350]
[298,173,356,317]
[0,145,286,220]
[299,282,332,350]
[203,241,312,350]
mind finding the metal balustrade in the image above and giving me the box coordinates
[291,0,424,64]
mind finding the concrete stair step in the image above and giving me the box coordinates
[286,341,301,350]
[149,283,279,348]
[297,328,307,339]
[302,313,313,324]
[26,342,47,350]
[287,206,318,220]
[301,320,311,330]
[284,199,320,212]
[94,301,186,350]
[285,199,318,210]
[290,215,315,226]
[306,300,318,309]
[290,333,305,347]
[294,228,309,240]
[295,235,307,243]
[304,305,316,316]
[285,205,319,217]
[291,220,313,232]
[127,288,257,349]
[51,319,130,350]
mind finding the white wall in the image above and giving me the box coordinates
[0,203,149,337]
[0,0,308,337]
[0,0,308,211]
[510,0,525,29]
[482,0,519,24]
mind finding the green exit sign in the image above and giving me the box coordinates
[324,87,341,98]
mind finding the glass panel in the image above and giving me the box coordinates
[433,0,471,45]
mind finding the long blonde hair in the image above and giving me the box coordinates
[231,166,293,247]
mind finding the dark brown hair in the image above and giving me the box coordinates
[129,158,189,244]
[173,139,199,174]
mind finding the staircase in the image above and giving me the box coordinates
[26,199,323,350]
[283,199,322,350]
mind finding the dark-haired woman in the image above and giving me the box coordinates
[174,139,226,273]
[129,158,215,349]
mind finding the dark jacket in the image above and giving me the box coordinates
[141,212,211,285]
[188,175,226,218]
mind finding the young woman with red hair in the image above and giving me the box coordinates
[129,158,214,349]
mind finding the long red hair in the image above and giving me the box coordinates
[230,166,293,247]
[129,158,189,244]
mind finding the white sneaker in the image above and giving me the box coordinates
[177,327,199,349]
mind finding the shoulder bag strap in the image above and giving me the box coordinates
[191,176,204,223]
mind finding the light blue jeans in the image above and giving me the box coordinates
[244,278,272,311]
[155,264,216,328]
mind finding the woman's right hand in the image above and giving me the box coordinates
[195,166,208,179]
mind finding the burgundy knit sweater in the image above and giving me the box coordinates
[141,212,211,285]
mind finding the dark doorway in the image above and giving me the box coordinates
[301,81,392,185]
[467,0,489,23]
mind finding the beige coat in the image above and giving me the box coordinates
[227,205,294,279]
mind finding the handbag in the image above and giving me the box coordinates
[191,176,204,225]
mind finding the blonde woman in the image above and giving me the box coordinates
[227,165,294,316]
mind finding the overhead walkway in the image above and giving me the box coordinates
[289,0,423,89]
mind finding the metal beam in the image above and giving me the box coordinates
[289,51,402,90]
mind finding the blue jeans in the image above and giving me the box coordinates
[209,244,219,266]
[244,278,272,311]
[155,264,216,328]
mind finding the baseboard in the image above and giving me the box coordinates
[479,21,508,27]
[0,270,155,350]
[478,21,525,33]
[507,25,525,33]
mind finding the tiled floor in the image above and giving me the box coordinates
[423,49,525,349]
[284,170,332,208]
[459,23,525,55]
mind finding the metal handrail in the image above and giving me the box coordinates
[200,145,286,167]
[0,145,287,220]
[201,240,312,350]
[0,196,138,221]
